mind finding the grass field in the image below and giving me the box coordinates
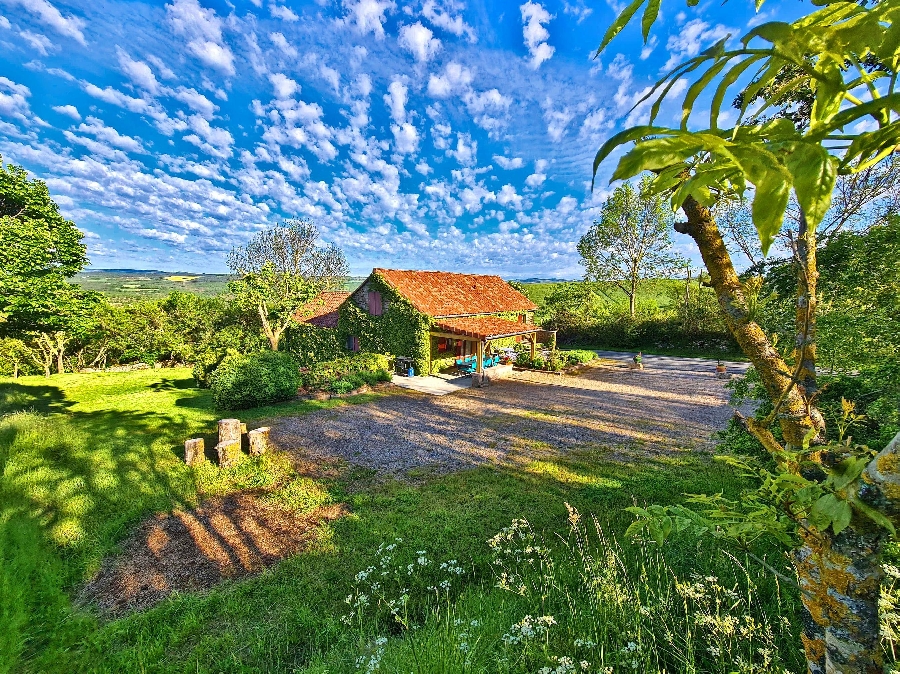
[72,271,367,302]
[519,278,686,309]
[0,370,802,673]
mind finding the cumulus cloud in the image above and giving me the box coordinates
[269,3,298,21]
[52,103,80,120]
[664,19,732,70]
[398,21,441,63]
[421,0,476,42]
[0,76,33,122]
[166,0,235,76]
[19,29,53,54]
[269,31,298,57]
[391,122,419,154]
[493,155,524,170]
[183,114,234,157]
[269,72,299,99]
[72,116,146,154]
[520,1,554,69]
[340,0,395,39]
[563,1,592,23]
[172,87,217,119]
[542,99,573,141]
[427,61,473,98]
[496,184,523,209]
[525,159,548,187]
[116,48,160,95]
[447,132,476,165]
[384,78,408,123]
[5,0,86,44]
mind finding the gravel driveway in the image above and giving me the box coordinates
[272,356,746,478]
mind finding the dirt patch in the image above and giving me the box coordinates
[81,495,348,615]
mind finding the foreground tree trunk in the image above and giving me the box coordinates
[675,196,896,673]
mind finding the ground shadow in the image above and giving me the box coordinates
[0,381,72,415]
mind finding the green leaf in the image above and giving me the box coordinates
[810,493,852,534]
[783,142,836,231]
[682,59,731,130]
[597,0,646,55]
[710,55,765,129]
[592,126,659,187]
[849,497,897,537]
[726,144,792,255]
[829,456,869,491]
[641,0,661,41]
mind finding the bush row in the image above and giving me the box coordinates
[302,352,392,392]
[514,349,596,372]
[209,351,301,410]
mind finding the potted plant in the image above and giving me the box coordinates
[716,359,727,375]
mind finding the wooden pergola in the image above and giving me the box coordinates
[429,316,553,373]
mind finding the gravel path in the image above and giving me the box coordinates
[272,357,744,478]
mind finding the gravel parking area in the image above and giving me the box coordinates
[272,356,746,478]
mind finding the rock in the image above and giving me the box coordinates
[184,438,204,466]
[248,427,270,456]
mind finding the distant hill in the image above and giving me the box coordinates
[72,269,366,302]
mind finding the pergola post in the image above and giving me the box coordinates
[476,340,484,373]
[530,332,537,359]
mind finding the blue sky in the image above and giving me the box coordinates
[0,0,793,276]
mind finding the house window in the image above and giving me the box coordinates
[519,313,526,323]
[347,335,360,352]
[437,338,448,352]
[368,291,383,316]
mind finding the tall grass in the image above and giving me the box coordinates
[326,505,801,673]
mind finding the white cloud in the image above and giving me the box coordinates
[0,15,9,29]
[493,155,524,170]
[5,0,85,44]
[172,87,217,119]
[525,159,548,187]
[421,0,476,42]
[269,31,298,57]
[18,29,52,54]
[184,114,234,158]
[664,19,732,70]
[52,103,80,120]
[427,61,473,98]
[563,1,592,23]
[520,1,554,69]
[496,184,523,209]
[415,160,432,175]
[447,132,476,165]
[340,0,395,39]
[0,76,32,122]
[269,3,299,21]
[384,78,408,123]
[398,21,441,63]
[269,72,299,99]
[74,116,146,153]
[579,109,606,137]
[146,55,177,80]
[166,0,235,76]
[542,99,573,141]
[391,122,419,154]
[116,48,160,95]
[640,35,658,60]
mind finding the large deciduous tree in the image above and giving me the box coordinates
[577,176,684,317]
[594,0,900,670]
[227,219,348,351]
[0,156,95,374]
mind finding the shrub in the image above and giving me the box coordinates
[563,349,596,365]
[303,352,391,391]
[209,351,300,409]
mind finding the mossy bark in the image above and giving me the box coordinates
[675,196,899,673]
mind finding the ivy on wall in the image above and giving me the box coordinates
[281,323,345,368]
[337,273,431,374]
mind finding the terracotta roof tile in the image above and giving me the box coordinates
[373,268,537,317]
[294,291,349,328]
[434,316,538,340]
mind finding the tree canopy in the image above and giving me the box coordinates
[227,219,348,351]
[577,176,683,317]
[0,157,90,335]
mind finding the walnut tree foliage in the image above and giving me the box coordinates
[594,0,900,255]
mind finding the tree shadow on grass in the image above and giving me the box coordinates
[0,381,72,416]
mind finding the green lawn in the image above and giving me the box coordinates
[0,369,802,673]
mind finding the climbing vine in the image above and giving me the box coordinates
[337,273,431,374]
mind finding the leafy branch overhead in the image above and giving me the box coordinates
[594,0,900,254]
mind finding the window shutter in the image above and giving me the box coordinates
[368,291,383,316]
